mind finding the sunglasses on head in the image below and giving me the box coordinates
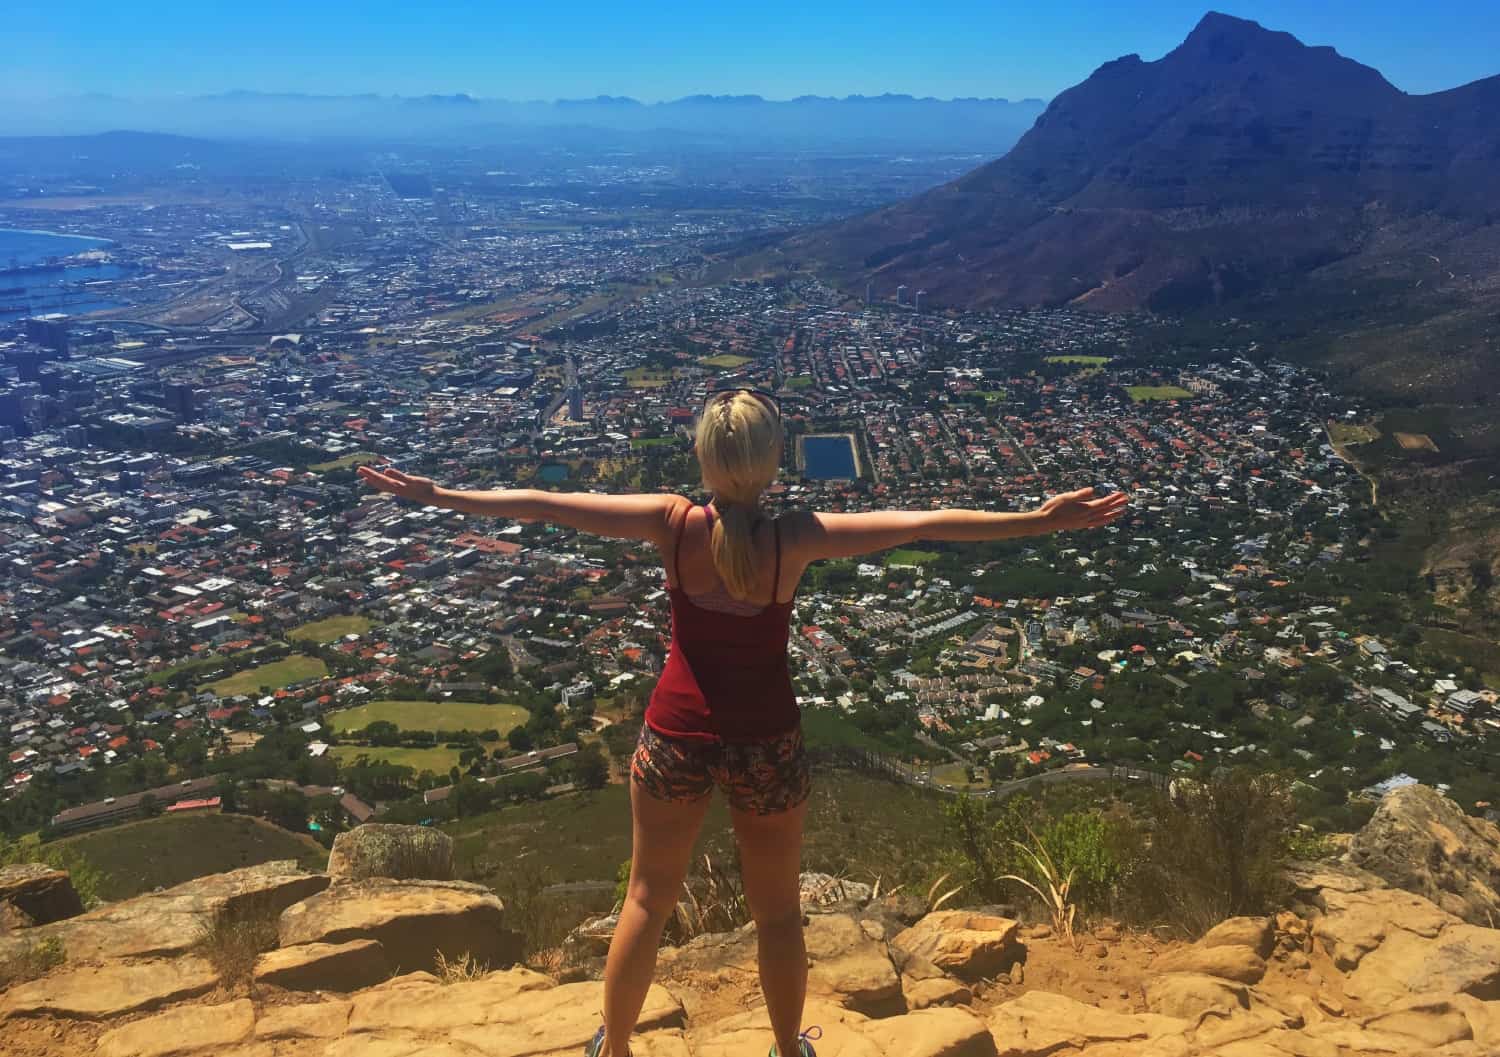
[706,387,781,421]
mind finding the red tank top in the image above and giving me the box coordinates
[645,502,799,742]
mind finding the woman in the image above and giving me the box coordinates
[358,388,1127,1057]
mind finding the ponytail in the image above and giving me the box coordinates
[710,501,759,601]
[694,390,784,600]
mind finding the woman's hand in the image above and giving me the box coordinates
[358,464,437,504]
[1036,487,1129,532]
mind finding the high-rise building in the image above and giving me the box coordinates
[914,290,926,314]
[24,315,69,357]
[896,285,908,305]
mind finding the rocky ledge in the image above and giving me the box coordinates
[2,789,1498,1057]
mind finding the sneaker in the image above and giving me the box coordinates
[769,1025,822,1057]
[585,1026,606,1057]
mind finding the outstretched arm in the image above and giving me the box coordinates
[793,488,1128,562]
[357,465,681,546]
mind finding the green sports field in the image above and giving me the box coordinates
[329,744,463,775]
[328,699,529,733]
[698,353,753,369]
[288,615,374,643]
[1126,385,1194,402]
[202,655,328,697]
[885,548,941,566]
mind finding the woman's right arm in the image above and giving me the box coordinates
[793,488,1128,562]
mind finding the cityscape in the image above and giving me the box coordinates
[0,150,1492,843]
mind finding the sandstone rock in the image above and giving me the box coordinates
[255,999,353,1040]
[1092,943,1109,959]
[894,910,1021,979]
[1360,996,1477,1049]
[1342,920,1500,1005]
[878,891,931,926]
[0,861,328,965]
[1349,783,1500,927]
[800,871,873,911]
[278,877,519,975]
[1151,943,1266,984]
[96,998,254,1057]
[0,864,84,929]
[802,911,905,1016]
[327,824,454,882]
[1201,916,1274,958]
[1008,962,1024,985]
[1143,972,1249,1019]
[562,911,618,962]
[987,990,1188,1056]
[344,971,683,1057]
[905,975,973,1009]
[1285,950,1310,970]
[0,956,217,1019]
[1024,924,1052,940]
[661,913,901,1017]
[874,1006,998,1057]
[254,937,389,991]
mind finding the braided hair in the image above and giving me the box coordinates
[693,392,784,600]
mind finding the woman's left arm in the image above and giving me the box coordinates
[358,465,681,546]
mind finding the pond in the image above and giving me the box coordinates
[537,464,569,483]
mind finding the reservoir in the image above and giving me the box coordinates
[537,464,569,483]
[801,434,859,480]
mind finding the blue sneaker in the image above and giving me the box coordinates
[770,1025,822,1057]
[585,1025,630,1057]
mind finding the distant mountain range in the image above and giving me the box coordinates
[0,92,1047,152]
[788,12,1500,402]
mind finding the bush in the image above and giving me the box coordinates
[1119,767,1300,937]
[0,833,103,909]
[192,892,282,986]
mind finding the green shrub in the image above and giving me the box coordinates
[0,936,65,988]
[1120,768,1300,937]
[0,833,103,909]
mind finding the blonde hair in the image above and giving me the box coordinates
[694,392,784,600]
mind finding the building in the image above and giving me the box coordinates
[24,315,69,356]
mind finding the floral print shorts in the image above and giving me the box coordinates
[630,722,811,816]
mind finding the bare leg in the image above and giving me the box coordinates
[733,797,809,1057]
[600,779,710,1057]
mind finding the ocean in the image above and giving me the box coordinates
[0,228,126,322]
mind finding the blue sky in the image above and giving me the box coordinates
[5,1,1497,101]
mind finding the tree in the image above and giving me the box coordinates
[575,744,609,790]
[507,725,533,752]
[138,793,162,819]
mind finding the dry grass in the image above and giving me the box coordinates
[668,853,750,943]
[433,950,490,983]
[1394,431,1439,452]
[0,936,65,988]
[193,893,282,986]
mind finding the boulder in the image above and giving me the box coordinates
[987,990,1188,1057]
[871,1006,998,1057]
[96,998,255,1057]
[278,878,519,975]
[893,910,1021,979]
[802,912,904,1015]
[1342,920,1500,1005]
[877,891,932,926]
[326,824,454,882]
[1200,916,1274,959]
[1349,783,1500,927]
[254,938,389,991]
[1151,943,1267,984]
[562,911,618,962]
[255,999,353,1040]
[660,913,902,1016]
[1143,972,1250,1020]
[0,956,218,1020]
[800,871,873,911]
[0,860,328,965]
[902,949,973,1009]
[0,864,84,929]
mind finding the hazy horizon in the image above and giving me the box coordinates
[5,2,1497,105]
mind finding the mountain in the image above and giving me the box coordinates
[790,12,1500,399]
